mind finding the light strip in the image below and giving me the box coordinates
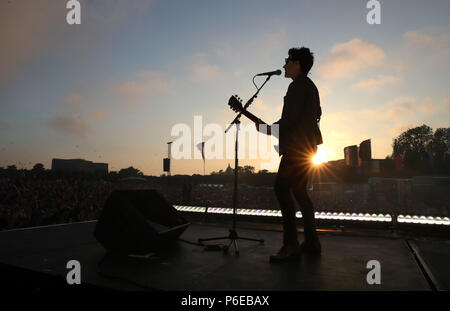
[174,206,393,223]
[397,215,450,225]
[174,206,450,225]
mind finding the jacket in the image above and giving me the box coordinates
[275,74,322,156]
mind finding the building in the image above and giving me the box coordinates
[224,163,233,175]
[51,158,108,174]
[344,145,359,167]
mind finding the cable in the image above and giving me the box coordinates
[252,75,259,90]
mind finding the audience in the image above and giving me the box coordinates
[0,175,448,230]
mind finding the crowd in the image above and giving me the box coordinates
[1,176,448,230]
[0,178,112,230]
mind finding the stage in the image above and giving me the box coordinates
[1,218,449,291]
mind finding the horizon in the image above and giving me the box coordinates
[1,0,449,175]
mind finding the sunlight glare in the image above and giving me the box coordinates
[313,148,328,165]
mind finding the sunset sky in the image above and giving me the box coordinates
[1,0,449,175]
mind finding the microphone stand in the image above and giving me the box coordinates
[198,75,274,255]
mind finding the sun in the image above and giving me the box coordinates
[312,148,329,165]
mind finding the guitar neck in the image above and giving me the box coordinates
[239,109,265,126]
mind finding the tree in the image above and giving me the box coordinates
[392,124,433,170]
[429,127,450,171]
[32,163,45,172]
[118,166,144,177]
[242,165,255,174]
[7,165,17,171]
[429,127,450,156]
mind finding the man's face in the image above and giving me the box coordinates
[283,56,301,79]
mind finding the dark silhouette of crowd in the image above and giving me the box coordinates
[1,174,449,231]
[0,177,112,230]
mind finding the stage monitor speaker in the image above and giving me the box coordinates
[94,189,190,255]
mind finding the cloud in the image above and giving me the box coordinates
[385,96,439,118]
[0,0,154,85]
[252,99,282,123]
[46,115,88,137]
[187,53,223,83]
[66,91,84,108]
[353,75,401,89]
[386,96,416,107]
[315,80,332,101]
[113,71,170,109]
[391,124,417,137]
[117,71,169,97]
[443,88,450,108]
[89,110,110,121]
[0,0,63,85]
[418,99,435,114]
[317,38,385,79]
[213,26,287,62]
[0,122,10,130]
[404,29,450,48]
[190,64,222,82]
[386,96,416,119]
[402,28,450,68]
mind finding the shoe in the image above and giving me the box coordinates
[269,245,301,263]
[299,240,321,255]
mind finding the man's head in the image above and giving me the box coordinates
[283,47,314,79]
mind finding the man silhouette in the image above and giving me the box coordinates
[267,47,323,262]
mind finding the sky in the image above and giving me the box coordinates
[1,0,449,175]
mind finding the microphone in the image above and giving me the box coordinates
[255,69,282,77]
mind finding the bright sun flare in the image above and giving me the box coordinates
[312,149,328,165]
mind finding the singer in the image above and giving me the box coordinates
[264,47,323,262]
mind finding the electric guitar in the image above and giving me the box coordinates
[228,95,280,153]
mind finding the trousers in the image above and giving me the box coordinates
[274,147,318,246]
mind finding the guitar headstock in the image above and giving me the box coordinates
[228,95,244,113]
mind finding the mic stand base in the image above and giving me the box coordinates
[198,229,264,255]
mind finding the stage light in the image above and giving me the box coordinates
[268,210,278,216]
[174,206,448,226]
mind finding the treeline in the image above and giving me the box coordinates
[391,125,450,173]
[1,124,448,185]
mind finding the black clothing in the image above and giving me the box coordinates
[273,74,322,249]
[275,74,322,156]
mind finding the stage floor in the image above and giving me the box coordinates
[0,219,449,291]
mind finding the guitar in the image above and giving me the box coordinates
[228,95,280,153]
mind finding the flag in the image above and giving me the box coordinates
[196,142,205,161]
